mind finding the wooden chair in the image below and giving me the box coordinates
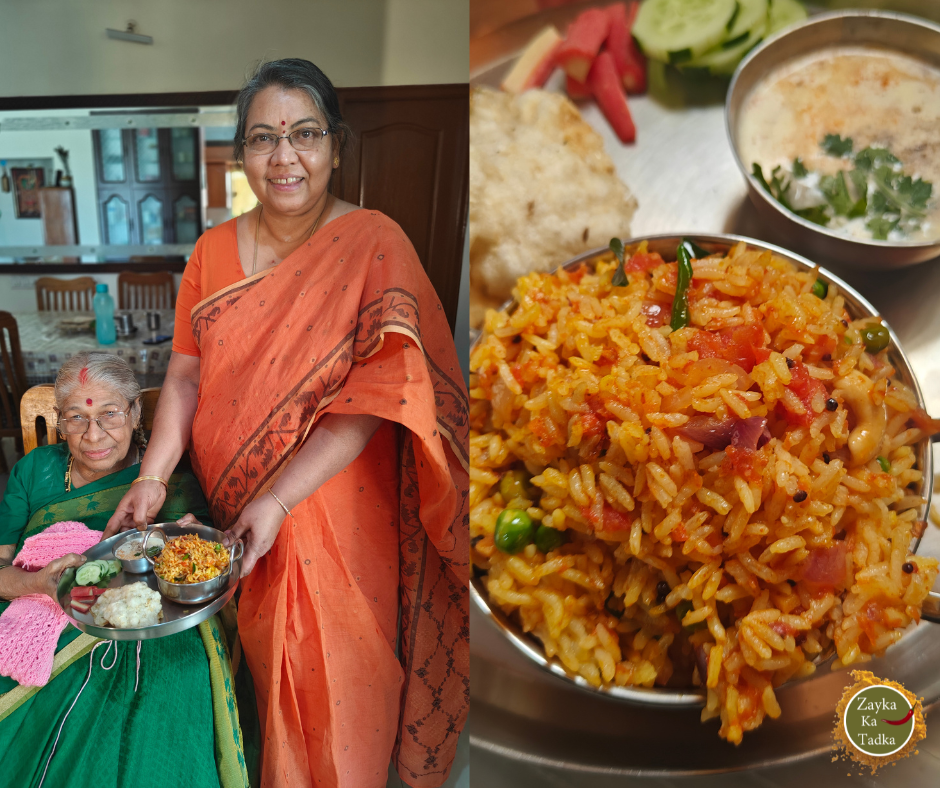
[0,313,28,472]
[35,276,97,312]
[117,271,175,310]
[21,385,161,455]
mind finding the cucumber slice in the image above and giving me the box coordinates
[108,560,122,575]
[768,0,807,35]
[681,20,767,75]
[724,0,768,41]
[633,0,738,63]
[75,564,102,586]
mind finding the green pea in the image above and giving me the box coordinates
[534,524,565,554]
[860,323,890,354]
[494,509,535,554]
[877,456,890,473]
[499,469,533,503]
[811,279,828,298]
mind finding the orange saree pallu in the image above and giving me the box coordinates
[187,211,469,788]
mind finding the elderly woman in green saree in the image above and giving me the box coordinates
[0,352,256,788]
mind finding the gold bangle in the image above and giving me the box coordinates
[131,475,168,489]
[268,489,293,518]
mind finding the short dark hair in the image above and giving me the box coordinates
[233,58,352,164]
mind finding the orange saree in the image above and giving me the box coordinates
[186,211,469,788]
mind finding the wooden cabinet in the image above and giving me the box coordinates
[334,84,469,333]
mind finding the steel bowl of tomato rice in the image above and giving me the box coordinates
[469,233,940,744]
[144,524,244,605]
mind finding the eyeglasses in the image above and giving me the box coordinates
[243,127,329,155]
[58,410,130,435]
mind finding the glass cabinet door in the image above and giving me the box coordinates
[104,195,130,244]
[174,195,198,243]
[99,129,126,182]
[135,129,161,182]
[171,129,197,181]
[139,194,165,244]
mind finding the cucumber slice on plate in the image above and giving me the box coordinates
[768,0,807,35]
[681,19,767,75]
[75,563,102,586]
[633,0,738,64]
[721,0,769,48]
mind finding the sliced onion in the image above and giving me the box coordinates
[677,415,737,450]
[730,417,769,451]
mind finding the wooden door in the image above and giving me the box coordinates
[334,84,468,333]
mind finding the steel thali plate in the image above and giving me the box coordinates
[56,523,241,642]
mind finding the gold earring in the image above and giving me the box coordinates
[333,157,339,167]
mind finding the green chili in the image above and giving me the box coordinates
[877,456,890,473]
[811,279,828,298]
[609,237,628,287]
[681,238,711,260]
[670,242,694,330]
[675,599,706,631]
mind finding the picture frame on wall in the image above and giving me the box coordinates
[11,166,45,218]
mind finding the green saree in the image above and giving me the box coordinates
[0,443,257,788]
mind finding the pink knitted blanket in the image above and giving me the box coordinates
[0,521,101,687]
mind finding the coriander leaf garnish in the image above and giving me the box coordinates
[609,237,628,287]
[821,134,853,157]
[792,158,808,177]
[794,205,831,226]
[854,146,899,172]
[820,171,866,218]
[866,215,899,240]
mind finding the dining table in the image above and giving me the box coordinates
[12,309,175,389]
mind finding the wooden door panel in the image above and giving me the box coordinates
[356,123,442,266]
[336,84,468,333]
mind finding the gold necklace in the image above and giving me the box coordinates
[251,195,331,276]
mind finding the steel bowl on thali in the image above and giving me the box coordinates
[56,523,243,641]
[470,233,940,773]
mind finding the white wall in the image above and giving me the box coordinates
[0,0,386,96]
[0,112,101,249]
[0,0,469,95]
[382,0,468,85]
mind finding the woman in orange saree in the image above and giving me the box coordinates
[105,59,468,788]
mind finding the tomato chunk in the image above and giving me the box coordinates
[688,324,766,373]
[782,361,827,427]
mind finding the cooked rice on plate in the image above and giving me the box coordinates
[469,239,940,743]
[154,533,229,584]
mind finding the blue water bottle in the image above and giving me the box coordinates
[94,283,117,345]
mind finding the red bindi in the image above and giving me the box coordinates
[281,120,286,126]
[86,398,93,406]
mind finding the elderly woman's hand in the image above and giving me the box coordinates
[103,480,167,539]
[35,553,87,598]
[225,493,288,577]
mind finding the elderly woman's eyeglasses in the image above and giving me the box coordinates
[58,410,129,435]
[243,127,329,155]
